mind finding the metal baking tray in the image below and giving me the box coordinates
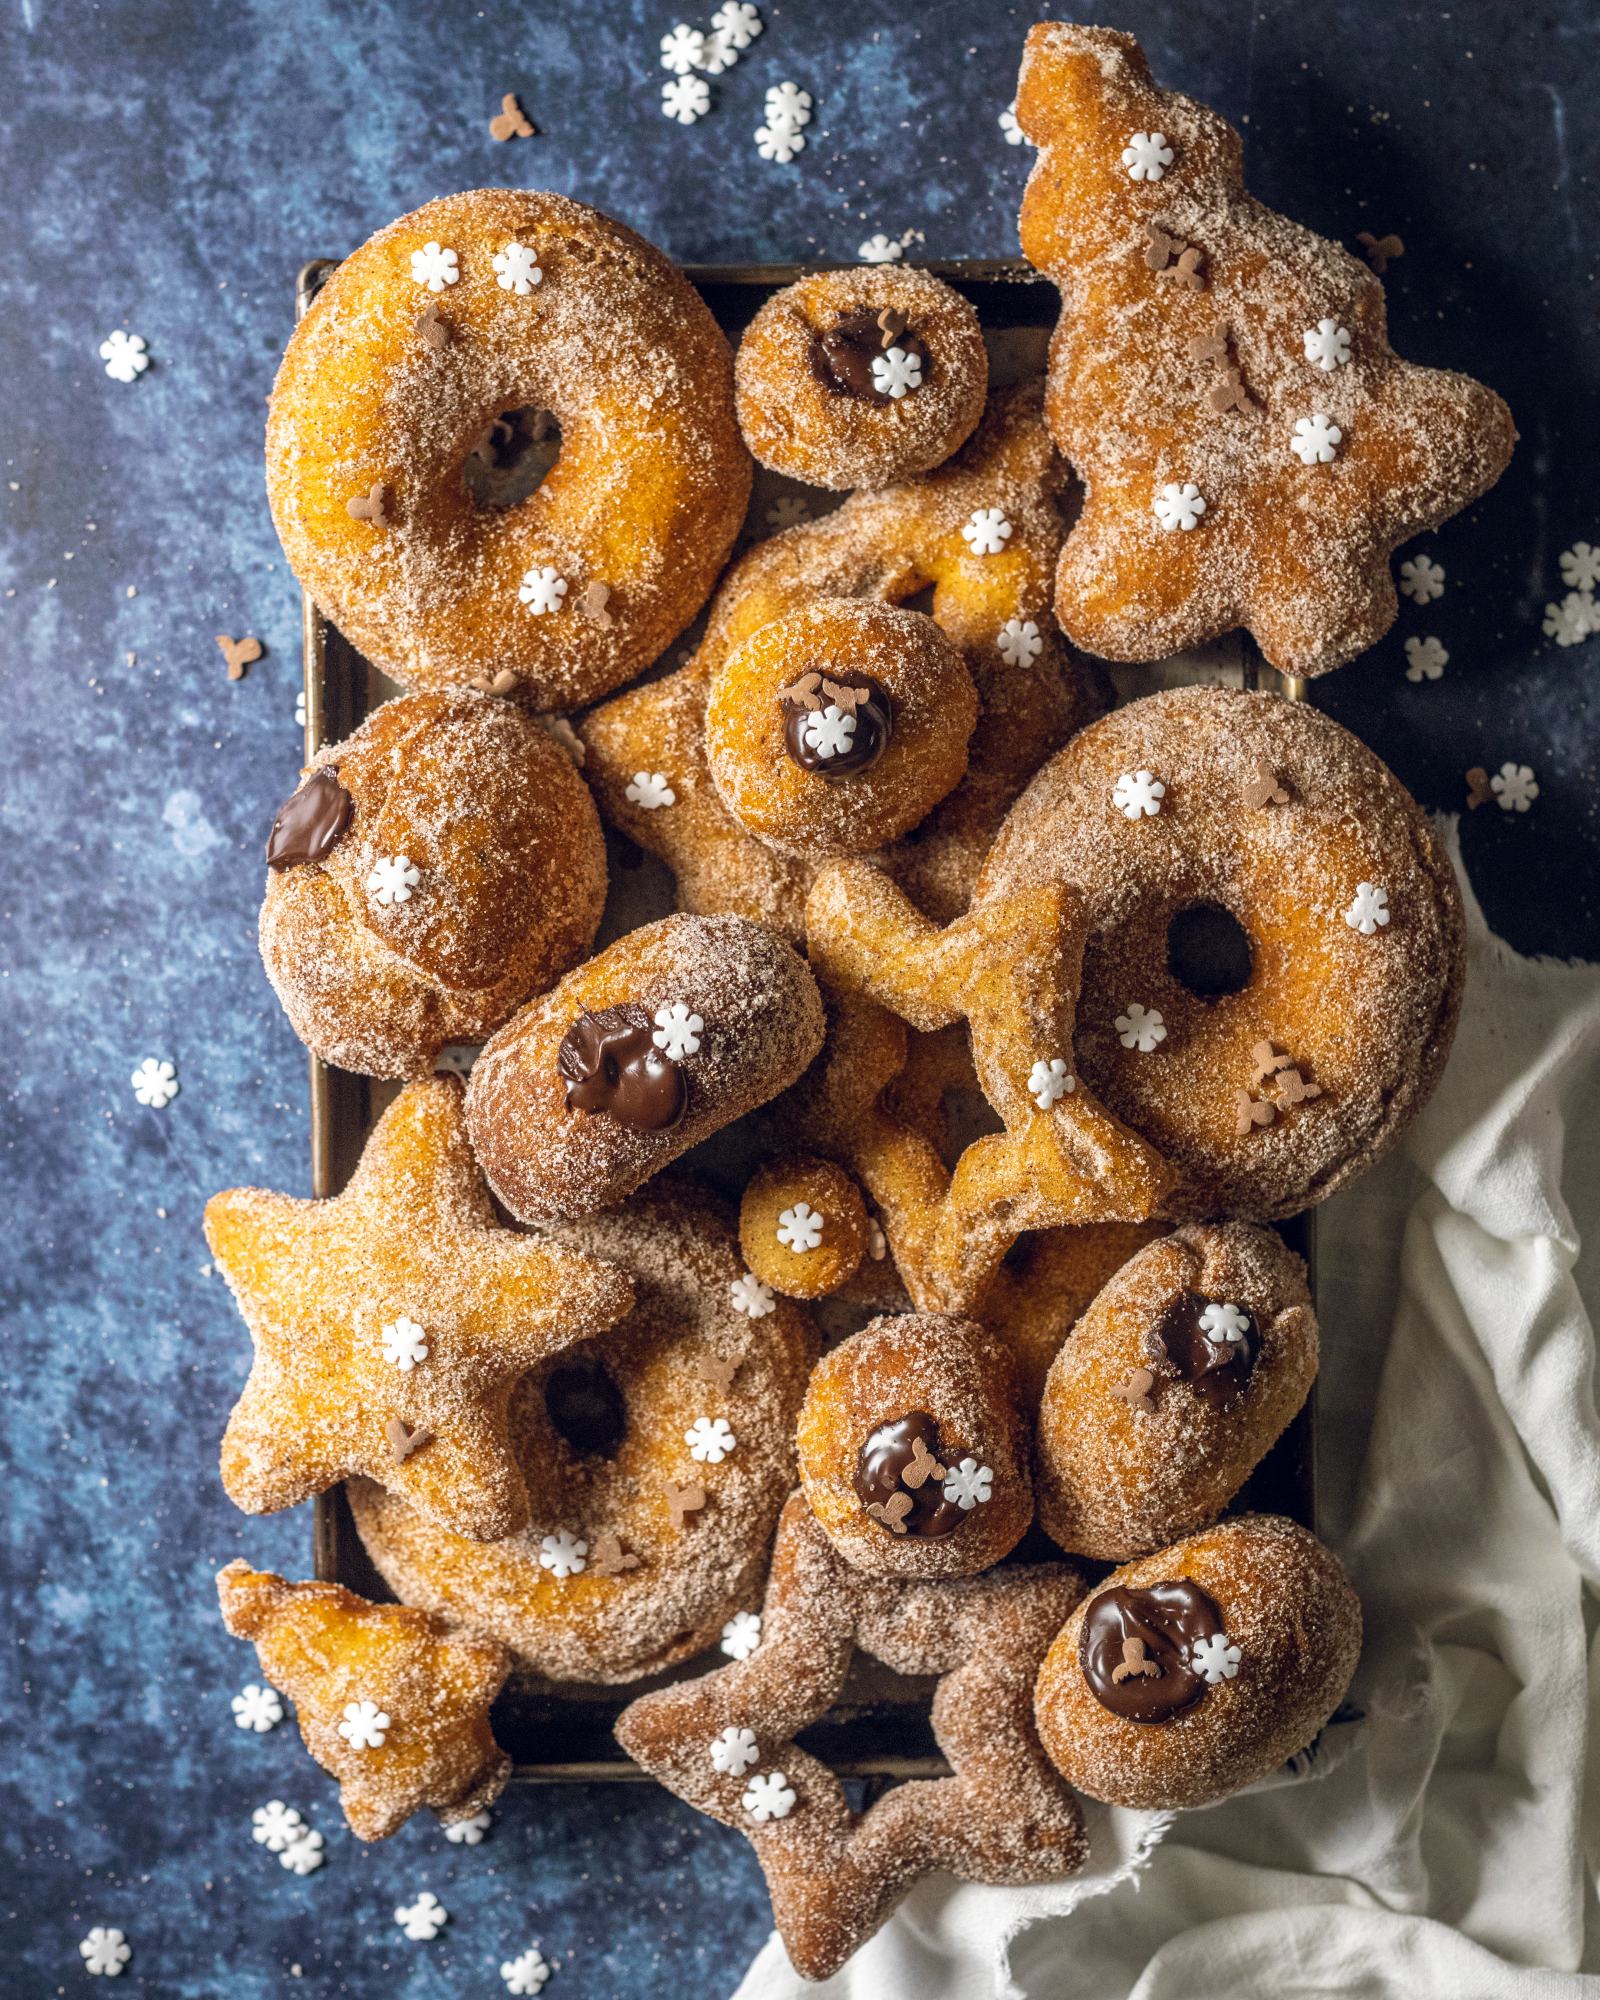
[293,255,1316,1781]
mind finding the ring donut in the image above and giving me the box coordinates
[267,190,750,709]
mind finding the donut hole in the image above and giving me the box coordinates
[543,1358,627,1458]
[463,406,562,510]
[1166,902,1254,1000]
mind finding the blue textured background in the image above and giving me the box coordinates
[3,2,1595,1995]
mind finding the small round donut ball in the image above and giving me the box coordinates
[705,599,978,858]
[735,266,988,489]
[796,1312,1032,1578]
[1033,1514,1361,1810]
[739,1154,869,1299]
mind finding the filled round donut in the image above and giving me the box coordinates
[705,599,978,857]
[260,690,606,1078]
[738,1152,871,1300]
[977,686,1466,1219]
[266,189,750,709]
[735,266,989,489]
[349,1180,816,1683]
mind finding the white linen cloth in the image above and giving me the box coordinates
[737,824,1600,1999]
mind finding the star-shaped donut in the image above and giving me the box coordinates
[206,1077,634,1541]
[1015,23,1514,677]
[218,1561,510,1840]
[578,382,1096,939]
[614,1494,1088,1981]
[796,860,1172,1312]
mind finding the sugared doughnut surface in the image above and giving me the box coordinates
[267,189,750,707]
[735,266,988,489]
[978,686,1465,1219]
[260,689,606,1079]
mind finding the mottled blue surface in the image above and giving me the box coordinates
[2,1,1596,1994]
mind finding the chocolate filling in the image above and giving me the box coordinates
[265,768,352,871]
[780,674,893,778]
[556,1005,686,1131]
[1079,1579,1226,1724]
[853,1411,966,1539]
[1150,1291,1257,1412]
[810,308,926,403]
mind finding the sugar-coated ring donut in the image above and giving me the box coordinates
[739,1153,869,1299]
[267,189,750,709]
[1035,1222,1317,1560]
[978,686,1466,1220]
[349,1180,816,1683]
[259,690,605,1079]
[705,599,978,857]
[735,266,989,490]
[796,1312,1032,1577]
[1033,1514,1361,1809]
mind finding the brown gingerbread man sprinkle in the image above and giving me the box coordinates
[1111,1634,1162,1684]
[589,1534,642,1577]
[1187,325,1229,366]
[1169,245,1206,292]
[876,308,908,348]
[1356,230,1405,274]
[1250,1039,1293,1087]
[694,1354,740,1395]
[1207,366,1250,415]
[778,670,824,713]
[1235,1089,1276,1135]
[345,481,389,526]
[1143,220,1186,272]
[865,1491,914,1535]
[663,1479,707,1528]
[385,1416,433,1463]
[417,302,448,351]
[1465,766,1493,811]
[1277,1067,1324,1106]
[1110,1366,1156,1414]
[1243,760,1291,809]
[901,1433,946,1490]
[489,92,536,142]
[216,634,262,681]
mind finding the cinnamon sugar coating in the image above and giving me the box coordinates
[1016,24,1514,677]
[349,1179,816,1683]
[978,687,1466,1219]
[260,690,606,1079]
[981,1219,1171,1406]
[1034,1514,1361,1810]
[578,382,1098,938]
[734,266,988,489]
[217,1562,511,1840]
[1036,1223,1317,1560]
[465,914,825,1223]
[796,1312,1032,1578]
[206,1078,634,1541]
[615,1493,1088,1981]
[739,1154,869,1300]
[266,189,750,707]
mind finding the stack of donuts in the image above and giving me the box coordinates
[211,23,1514,1982]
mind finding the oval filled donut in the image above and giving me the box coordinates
[735,265,989,489]
[466,913,826,1223]
[260,690,606,1078]
[266,190,750,708]
[1036,1222,1316,1560]
[1034,1514,1361,1809]
[349,1180,816,1682]
[796,1312,1032,1577]
[978,686,1466,1219]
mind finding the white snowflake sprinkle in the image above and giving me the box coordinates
[1559,541,1600,593]
[252,1800,305,1852]
[662,75,711,123]
[942,1457,994,1510]
[338,1699,390,1750]
[857,233,904,265]
[999,100,1024,146]
[444,1809,491,1845]
[99,331,149,383]
[380,1313,429,1370]
[711,1,763,49]
[721,1610,762,1659]
[962,507,1013,556]
[1152,481,1206,531]
[742,1770,797,1822]
[997,617,1043,666]
[1398,554,1445,604]
[697,26,740,74]
[492,242,542,295]
[1302,319,1351,371]
[659,23,706,74]
[1112,769,1166,820]
[502,1947,553,1995]
[765,494,811,531]
[1404,635,1448,682]
[652,1002,704,1060]
[1028,1057,1075,1110]
[395,1892,448,1942]
[710,1725,760,1775]
[1189,1632,1242,1684]
[366,854,421,905]
[776,1202,823,1253]
[1344,882,1390,935]
[79,1928,132,1977]
[756,122,805,163]
[764,82,812,131]
[1490,762,1539,813]
[1115,1003,1167,1052]
[801,704,857,760]
[625,770,676,809]
[1291,414,1342,465]
[410,242,458,292]
[539,1530,588,1579]
[1543,592,1596,647]
[686,1415,737,1463]
[280,1829,325,1875]
[1198,1300,1251,1346]
[518,565,568,615]
[232,1684,283,1733]
[1120,131,1174,181]
[729,1272,776,1318]
[130,1057,179,1108]
[294,688,307,729]
[870,344,923,398]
